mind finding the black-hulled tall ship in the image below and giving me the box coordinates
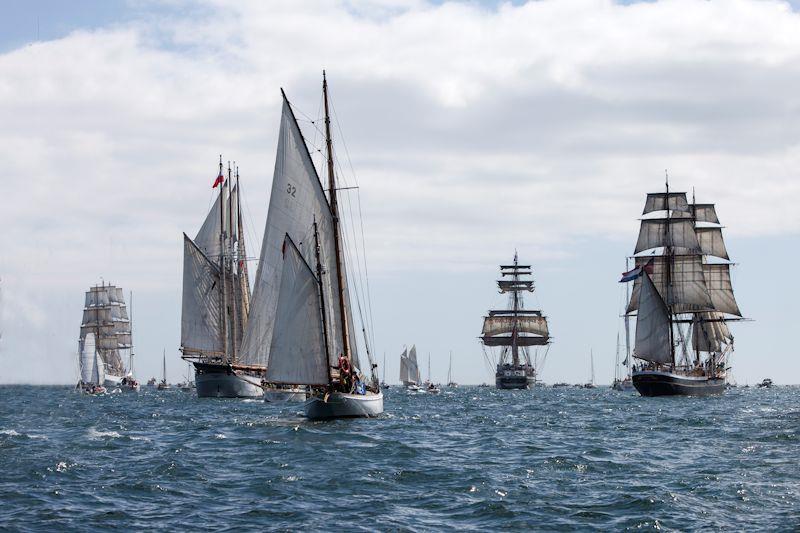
[621,181,745,397]
[180,160,263,398]
[480,254,551,389]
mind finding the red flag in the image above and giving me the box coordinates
[212,173,224,188]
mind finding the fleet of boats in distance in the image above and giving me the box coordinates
[74,72,773,413]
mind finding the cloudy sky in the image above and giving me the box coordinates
[1,0,799,385]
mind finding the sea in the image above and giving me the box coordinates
[0,384,798,531]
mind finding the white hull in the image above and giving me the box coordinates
[264,387,307,403]
[103,374,123,389]
[304,391,384,419]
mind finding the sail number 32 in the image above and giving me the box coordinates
[287,183,297,197]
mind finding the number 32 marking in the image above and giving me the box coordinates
[287,183,297,197]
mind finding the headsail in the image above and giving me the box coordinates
[634,272,672,364]
[263,235,329,386]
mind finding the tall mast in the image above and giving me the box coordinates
[322,70,352,361]
[511,252,520,367]
[129,290,134,375]
[664,172,675,367]
[228,162,238,364]
[624,257,631,378]
[313,217,332,383]
[235,166,250,321]
[217,155,228,361]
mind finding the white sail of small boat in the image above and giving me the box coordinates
[620,180,745,396]
[399,346,421,391]
[447,351,458,388]
[79,283,135,391]
[584,349,596,388]
[158,350,171,390]
[260,73,382,419]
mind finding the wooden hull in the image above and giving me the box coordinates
[633,370,725,397]
[193,362,263,398]
[304,391,383,419]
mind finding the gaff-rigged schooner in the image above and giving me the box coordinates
[78,283,137,392]
[254,72,382,419]
[620,179,745,396]
[399,345,421,391]
[481,253,551,389]
[180,160,262,398]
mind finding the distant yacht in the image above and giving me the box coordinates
[78,283,137,392]
[584,350,596,389]
[612,331,634,392]
[446,351,458,388]
[480,253,551,389]
[380,352,390,390]
[621,180,745,396]
[399,345,421,391]
[157,350,171,390]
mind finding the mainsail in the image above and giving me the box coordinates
[634,272,672,364]
[239,93,358,372]
[399,346,421,385]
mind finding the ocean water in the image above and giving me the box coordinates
[0,385,798,531]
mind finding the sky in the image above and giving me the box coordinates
[1,0,799,385]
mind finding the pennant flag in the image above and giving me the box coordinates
[212,173,224,188]
[619,257,655,283]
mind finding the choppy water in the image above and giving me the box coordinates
[1,385,798,531]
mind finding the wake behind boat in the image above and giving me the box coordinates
[621,180,746,397]
[256,73,382,419]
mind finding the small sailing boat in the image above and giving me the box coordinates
[76,333,107,395]
[424,353,440,394]
[146,377,157,387]
[757,378,773,389]
[583,349,596,388]
[620,180,745,396]
[399,346,421,392]
[481,253,551,389]
[380,352,390,390]
[260,73,383,419]
[446,351,458,388]
[178,362,196,392]
[158,350,171,390]
[180,160,263,398]
[612,329,634,391]
[78,283,137,392]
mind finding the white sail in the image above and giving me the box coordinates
[643,192,689,215]
[240,95,352,370]
[703,263,742,316]
[634,272,672,364]
[634,219,700,254]
[626,255,713,314]
[690,203,719,224]
[94,347,105,384]
[398,348,409,382]
[80,333,96,383]
[194,188,224,260]
[695,227,729,260]
[264,235,329,386]
[481,315,549,338]
[180,234,224,355]
[408,345,421,383]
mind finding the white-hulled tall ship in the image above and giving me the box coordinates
[78,283,138,392]
[180,160,263,398]
[620,179,745,396]
[258,73,382,419]
[480,254,551,389]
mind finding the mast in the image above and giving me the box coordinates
[129,290,134,375]
[162,349,166,383]
[448,351,452,384]
[624,258,631,378]
[228,162,238,364]
[511,253,520,366]
[217,155,228,362]
[322,71,352,362]
[313,217,332,383]
[664,172,676,367]
[235,166,250,322]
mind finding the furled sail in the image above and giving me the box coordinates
[80,333,96,384]
[702,263,742,316]
[634,272,672,364]
[180,234,224,355]
[692,312,733,353]
[626,255,713,314]
[264,235,329,386]
[240,95,357,371]
[498,280,534,293]
[643,192,689,214]
[635,219,700,254]
[695,227,729,260]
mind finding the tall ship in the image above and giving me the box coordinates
[180,160,263,398]
[399,345,421,391]
[480,254,551,389]
[257,73,382,419]
[78,283,138,392]
[621,181,744,396]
